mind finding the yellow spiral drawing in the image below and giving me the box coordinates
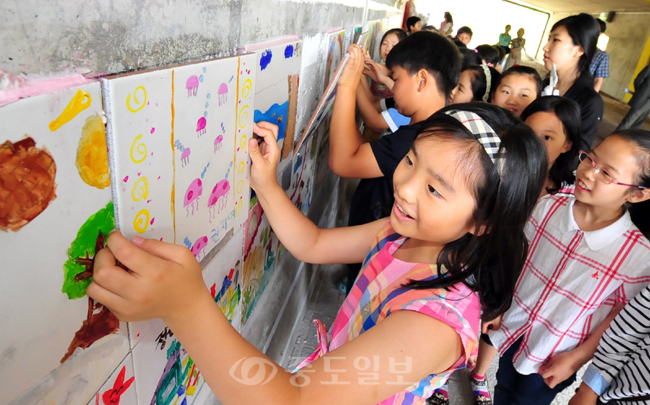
[242,79,253,99]
[237,180,245,194]
[235,201,243,217]
[238,105,249,128]
[133,209,150,234]
[131,177,149,201]
[239,135,247,150]
[126,86,147,113]
[238,161,245,174]
[130,134,147,163]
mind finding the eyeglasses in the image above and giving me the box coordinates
[578,150,647,189]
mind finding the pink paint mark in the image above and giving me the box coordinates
[155,102,159,107]
[137,172,141,176]
[0,69,92,107]
[160,238,163,241]
[150,218,155,225]
[147,199,152,203]
[150,152,153,156]
[237,147,240,151]
[150,127,155,133]
[146,118,149,122]
[122,188,126,192]
[147,102,150,105]
[158,176,161,180]
[123,175,129,182]
[137,333,140,337]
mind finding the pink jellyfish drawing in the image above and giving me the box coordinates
[186,75,199,97]
[181,147,191,166]
[207,179,230,221]
[218,83,228,106]
[184,178,203,217]
[214,135,223,153]
[191,236,209,261]
[196,117,207,137]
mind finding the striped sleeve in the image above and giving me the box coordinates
[593,285,650,401]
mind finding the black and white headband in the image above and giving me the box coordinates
[445,110,505,173]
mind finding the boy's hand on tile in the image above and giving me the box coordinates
[338,44,365,90]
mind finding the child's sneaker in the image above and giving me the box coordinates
[470,373,492,405]
[426,383,449,405]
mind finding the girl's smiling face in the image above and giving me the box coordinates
[574,135,645,209]
[492,73,537,117]
[525,111,572,169]
[542,26,583,72]
[380,33,401,62]
[391,136,479,250]
[451,70,477,104]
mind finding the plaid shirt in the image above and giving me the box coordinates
[590,49,610,79]
[490,193,650,375]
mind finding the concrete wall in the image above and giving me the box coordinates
[0,0,399,76]
[542,12,650,101]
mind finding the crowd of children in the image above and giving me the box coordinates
[86,11,650,405]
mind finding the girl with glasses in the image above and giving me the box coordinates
[483,129,650,405]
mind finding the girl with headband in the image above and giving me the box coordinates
[85,105,547,405]
[451,64,501,105]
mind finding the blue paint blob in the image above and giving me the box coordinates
[203,66,207,73]
[183,237,191,249]
[204,111,208,118]
[199,75,204,83]
[207,93,211,99]
[229,161,233,167]
[205,102,209,108]
[260,49,273,70]
[254,100,289,142]
[293,153,303,173]
[284,45,294,58]
[180,398,188,405]
[177,385,186,396]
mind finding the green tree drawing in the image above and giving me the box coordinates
[61,201,120,363]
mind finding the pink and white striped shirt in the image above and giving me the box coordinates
[489,193,650,375]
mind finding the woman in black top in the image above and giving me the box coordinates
[541,13,604,155]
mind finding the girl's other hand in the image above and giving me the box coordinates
[249,122,280,194]
[338,44,365,90]
[539,350,582,389]
[87,231,209,325]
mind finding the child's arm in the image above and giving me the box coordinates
[365,61,395,91]
[356,80,389,131]
[329,45,384,179]
[87,233,464,405]
[539,301,625,389]
[571,286,650,403]
[250,122,384,264]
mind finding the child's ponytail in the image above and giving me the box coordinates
[404,103,547,321]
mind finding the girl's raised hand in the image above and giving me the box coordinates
[249,122,280,194]
[338,44,365,90]
[87,231,210,325]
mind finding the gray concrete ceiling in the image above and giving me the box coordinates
[520,0,650,13]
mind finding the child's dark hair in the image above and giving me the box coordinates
[457,26,473,38]
[597,19,607,34]
[381,28,408,45]
[612,130,650,238]
[404,103,548,321]
[386,31,462,99]
[476,45,500,67]
[494,44,506,62]
[551,13,600,76]
[460,48,482,70]
[406,16,421,32]
[500,66,543,97]
[444,12,453,23]
[521,96,582,194]
[463,65,501,102]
